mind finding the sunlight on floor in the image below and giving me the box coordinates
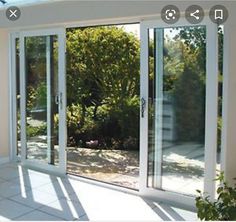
[0,163,197,221]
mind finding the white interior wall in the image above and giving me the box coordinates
[0,29,9,161]
[222,2,236,185]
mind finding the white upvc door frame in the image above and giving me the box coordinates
[9,32,20,161]
[18,27,67,175]
[140,17,218,209]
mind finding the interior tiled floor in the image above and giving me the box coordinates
[0,163,198,221]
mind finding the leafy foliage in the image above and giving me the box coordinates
[66,26,140,109]
[64,97,139,149]
[160,30,206,143]
[26,123,47,138]
[174,26,224,144]
[173,47,205,142]
[196,172,236,221]
[66,26,140,149]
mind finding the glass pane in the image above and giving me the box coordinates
[25,35,59,165]
[148,26,206,195]
[16,38,21,156]
[216,25,224,196]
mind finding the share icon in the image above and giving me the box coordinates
[185,5,204,24]
[190,9,200,20]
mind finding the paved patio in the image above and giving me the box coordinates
[0,163,197,221]
[66,143,207,194]
[67,147,139,189]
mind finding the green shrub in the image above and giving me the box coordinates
[26,124,47,138]
[27,86,37,110]
[35,83,47,109]
[123,136,139,150]
[65,96,140,150]
[65,104,100,147]
[196,172,236,221]
[27,83,47,110]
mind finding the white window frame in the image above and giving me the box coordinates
[139,17,218,208]
[9,32,20,161]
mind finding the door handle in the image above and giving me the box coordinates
[55,93,63,109]
[55,94,59,105]
[141,97,146,118]
[59,92,63,109]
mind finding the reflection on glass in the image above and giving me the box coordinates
[148,26,206,195]
[216,25,224,196]
[25,35,59,165]
[16,38,21,156]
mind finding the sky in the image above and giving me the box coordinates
[117,24,140,39]
[118,24,178,41]
[122,24,140,38]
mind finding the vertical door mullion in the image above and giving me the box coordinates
[10,34,17,159]
[46,36,52,164]
[58,30,67,174]
[139,24,149,192]
[19,34,27,162]
[154,29,164,188]
[204,23,218,200]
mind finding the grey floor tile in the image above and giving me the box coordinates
[0,181,30,198]
[10,189,60,209]
[14,210,64,221]
[0,167,26,180]
[0,163,199,221]
[10,173,56,189]
[158,202,198,221]
[0,199,33,220]
[77,214,89,221]
[39,198,86,220]
[35,179,77,200]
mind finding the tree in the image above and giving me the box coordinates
[174,26,206,71]
[65,26,140,148]
[66,26,140,122]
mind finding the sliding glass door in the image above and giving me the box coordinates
[19,29,66,173]
[140,19,218,206]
